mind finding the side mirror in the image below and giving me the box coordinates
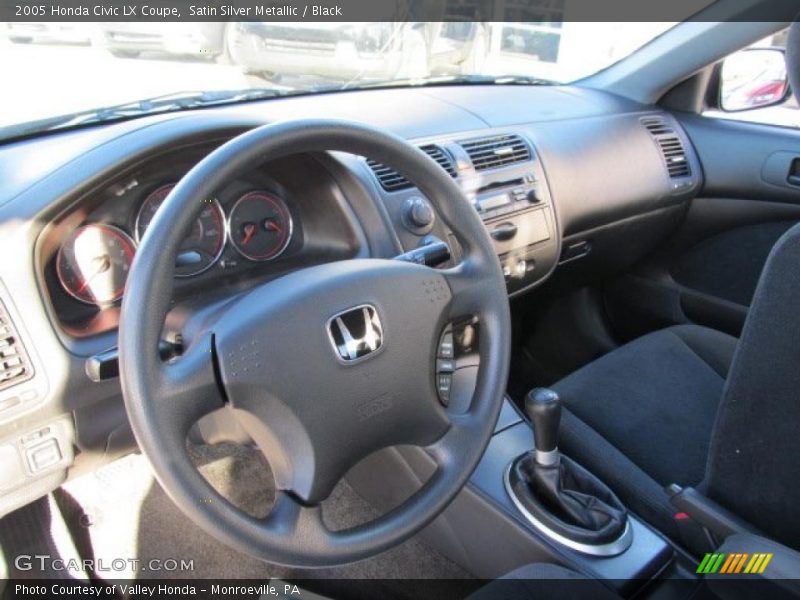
[720,47,790,112]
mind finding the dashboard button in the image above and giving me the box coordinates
[437,359,456,373]
[437,373,452,405]
[26,439,61,473]
[0,396,21,413]
[438,332,454,359]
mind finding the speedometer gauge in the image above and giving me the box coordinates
[135,184,226,277]
[56,224,135,305]
[228,191,293,261]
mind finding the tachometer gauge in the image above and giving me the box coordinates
[228,191,293,261]
[135,184,226,277]
[56,224,135,305]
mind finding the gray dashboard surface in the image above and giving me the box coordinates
[0,85,644,205]
[419,85,644,127]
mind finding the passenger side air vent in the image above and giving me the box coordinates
[658,137,692,178]
[641,117,674,136]
[0,299,32,391]
[367,144,456,192]
[459,134,531,171]
[641,116,692,179]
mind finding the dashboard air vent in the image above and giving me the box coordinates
[367,144,456,192]
[658,137,692,178]
[641,116,691,179]
[459,134,531,171]
[0,299,32,391]
[641,117,675,136]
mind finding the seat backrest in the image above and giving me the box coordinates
[702,221,800,549]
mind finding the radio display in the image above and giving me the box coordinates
[478,193,511,212]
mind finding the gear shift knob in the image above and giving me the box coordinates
[525,388,561,465]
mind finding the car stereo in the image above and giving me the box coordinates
[471,174,541,221]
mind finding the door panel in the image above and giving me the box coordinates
[604,114,800,340]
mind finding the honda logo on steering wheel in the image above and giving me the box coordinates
[327,304,384,363]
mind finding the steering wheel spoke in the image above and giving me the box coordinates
[261,491,317,536]
[156,331,226,436]
[442,260,488,320]
[424,413,480,471]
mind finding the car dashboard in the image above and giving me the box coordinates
[0,83,702,517]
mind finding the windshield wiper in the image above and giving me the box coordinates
[347,73,554,90]
[0,87,298,141]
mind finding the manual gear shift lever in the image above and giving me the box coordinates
[506,386,630,554]
[526,388,561,466]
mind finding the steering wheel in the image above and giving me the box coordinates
[118,119,511,567]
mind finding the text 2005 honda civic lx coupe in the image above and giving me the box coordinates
[1,1,800,599]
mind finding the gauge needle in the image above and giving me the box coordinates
[264,219,282,234]
[241,222,257,245]
[76,255,111,293]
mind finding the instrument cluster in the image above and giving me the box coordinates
[55,182,294,307]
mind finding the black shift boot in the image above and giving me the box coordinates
[508,388,628,547]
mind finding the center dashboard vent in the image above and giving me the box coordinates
[641,116,692,179]
[0,299,32,391]
[367,144,456,192]
[459,134,531,171]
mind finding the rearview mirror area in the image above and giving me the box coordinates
[720,47,790,112]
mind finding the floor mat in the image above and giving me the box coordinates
[0,494,88,581]
[57,444,475,599]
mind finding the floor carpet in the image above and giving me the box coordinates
[55,444,477,600]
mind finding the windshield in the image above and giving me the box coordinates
[1,21,676,139]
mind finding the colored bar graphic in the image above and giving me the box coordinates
[711,554,725,573]
[759,554,773,573]
[697,553,713,574]
[734,553,749,573]
[751,554,766,573]
[697,552,772,575]
[720,554,737,573]
[744,554,759,573]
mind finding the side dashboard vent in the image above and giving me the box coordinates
[641,117,674,136]
[0,299,33,391]
[641,116,692,179]
[459,134,531,171]
[367,144,456,192]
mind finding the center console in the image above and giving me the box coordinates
[367,131,560,296]
[468,408,675,593]
[468,170,557,295]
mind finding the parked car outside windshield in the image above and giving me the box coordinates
[0,21,675,139]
